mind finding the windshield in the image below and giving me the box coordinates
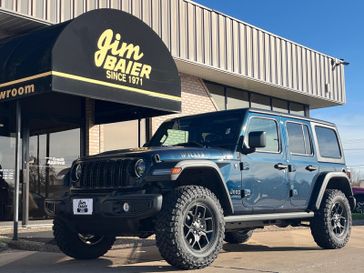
[148,112,244,150]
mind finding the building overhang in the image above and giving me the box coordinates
[0,9,181,116]
[175,58,343,109]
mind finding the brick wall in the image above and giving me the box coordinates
[85,98,101,156]
[152,74,218,132]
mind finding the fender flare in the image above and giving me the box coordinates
[171,160,234,214]
[312,172,355,210]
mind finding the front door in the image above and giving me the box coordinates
[284,119,319,209]
[241,114,290,212]
[28,129,80,219]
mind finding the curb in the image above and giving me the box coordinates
[0,236,156,253]
[0,240,8,252]
[0,237,59,253]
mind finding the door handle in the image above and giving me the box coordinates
[306,165,318,172]
[274,163,289,170]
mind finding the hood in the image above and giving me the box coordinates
[84,146,236,162]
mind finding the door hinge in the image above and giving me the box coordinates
[289,189,298,197]
[241,189,251,198]
[240,162,250,171]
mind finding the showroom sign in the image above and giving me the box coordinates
[94,29,152,85]
[0,9,181,113]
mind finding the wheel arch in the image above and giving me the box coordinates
[171,160,234,215]
[310,172,355,211]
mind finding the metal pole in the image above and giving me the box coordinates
[22,123,29,227]
[13,100,21,241]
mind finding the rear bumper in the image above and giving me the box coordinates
[45,193,162,235]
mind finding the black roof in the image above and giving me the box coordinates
[167,108,336,127]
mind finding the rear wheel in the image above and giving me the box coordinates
[53,217,115,259]
[155,186,225,269]
[224,230,253,244]
[310,189,351,249]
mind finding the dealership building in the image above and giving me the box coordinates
[0,0,346,223]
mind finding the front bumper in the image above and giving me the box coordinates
[45,192,162,219]
[45,193,162,235]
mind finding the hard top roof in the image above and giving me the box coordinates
[166,108,336,127]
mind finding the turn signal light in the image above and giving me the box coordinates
[171,167,182,175]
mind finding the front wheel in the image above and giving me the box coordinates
[310,189,352,249]
[155,186,225,270]
[53,217,115,259]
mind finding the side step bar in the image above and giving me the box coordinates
[224,212,314,223]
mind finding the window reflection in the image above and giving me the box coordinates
[28,129,80,219]
[0,114,15,221]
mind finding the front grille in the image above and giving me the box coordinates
[78,159,135,189]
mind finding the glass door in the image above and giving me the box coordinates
[28,129,80,219]
[0,115,16,221]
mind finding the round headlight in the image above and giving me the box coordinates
[134,159,146,178]
[74,164,82,181]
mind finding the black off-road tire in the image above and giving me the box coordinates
[53,217,115,259]
[155,186,225,270]
[310,189,352,249]
[224,229,253,244]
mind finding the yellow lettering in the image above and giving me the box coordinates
[114,58,126,73]
[18,87,24,95]
[103,55,117,70]
[11,88,17,97]
[94,29,113,67]
[117,42,144,61]
[140,65,152,79]
[125,61,133,74]
[106,70,111,79]
[0,91,6,100]
[24,84,35,94]
[130,62,142,77]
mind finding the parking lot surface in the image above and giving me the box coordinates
[1,226,364,273]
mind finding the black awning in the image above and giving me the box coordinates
[0,9,181,114]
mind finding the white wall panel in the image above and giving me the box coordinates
[0,0,346,105]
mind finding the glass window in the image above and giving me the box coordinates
[28,129,81,219]
[103,120,146,151]
[272,98,289,113]
[315,126,341,159]
[290,102,305,116]
[149,112,243,150]
[160,129,189,146]
[226,88,249,109]
[287,123,305,154]
[303,125,313,155]
[205,82,225,110]
[0,116,15,221]
[250,94,271,110]
[248,117,279,153]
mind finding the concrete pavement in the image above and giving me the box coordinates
[1,226,364,273]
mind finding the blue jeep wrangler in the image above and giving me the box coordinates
[46,108,355,269]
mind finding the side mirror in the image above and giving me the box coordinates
[240,131,266,154]
[248,131,266,149]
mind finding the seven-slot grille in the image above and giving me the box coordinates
[78,159,134,189]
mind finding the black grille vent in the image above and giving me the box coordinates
[78,159,134,189]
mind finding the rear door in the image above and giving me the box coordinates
[241,114,290,212]
[284,119,319,209]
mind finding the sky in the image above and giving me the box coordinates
[196,0,364,173]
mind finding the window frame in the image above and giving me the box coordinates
[286,121,314,157]
[246,116,282,154]
[311,122,344,164]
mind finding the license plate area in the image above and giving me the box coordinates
[73,199,93,215]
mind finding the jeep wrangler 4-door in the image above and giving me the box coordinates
[45,108,356,269]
